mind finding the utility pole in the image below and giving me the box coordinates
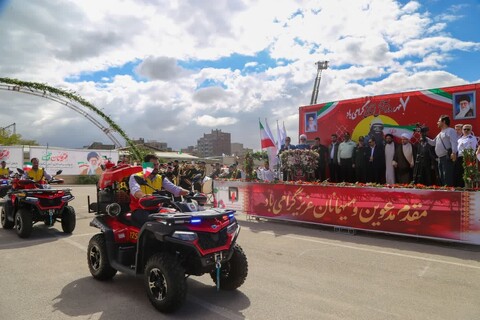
[310,61,328,105]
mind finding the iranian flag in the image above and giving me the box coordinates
[23,162,32,171]
[142,162,154,178]
[383,124,416,139]
[260,119,278,171]
[260,120,275,148]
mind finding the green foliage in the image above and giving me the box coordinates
[243,152,256,181]
[0,130,38,146]
[0,77,142,161]
[250,151,268,161]
[76,175,99,185]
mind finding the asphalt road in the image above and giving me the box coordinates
[1,185,480,320]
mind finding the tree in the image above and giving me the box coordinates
[0,131,38,146]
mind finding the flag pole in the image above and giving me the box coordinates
[258,117,262,150]
[45,143,49,172]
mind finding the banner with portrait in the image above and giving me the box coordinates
[29,146,119,175]
[299,83,480,144]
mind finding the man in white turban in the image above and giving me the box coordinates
[393,133,416,183]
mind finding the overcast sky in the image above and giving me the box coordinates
[1,0,479,151]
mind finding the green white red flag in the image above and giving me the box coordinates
[23,162,32,171]
[142,162,154,178]
[383,124,416,139]
[259,120,276,148]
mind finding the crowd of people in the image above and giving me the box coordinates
[153,159,244,189]
[278,115,480,187]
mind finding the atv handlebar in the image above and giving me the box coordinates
[138,194,172,210]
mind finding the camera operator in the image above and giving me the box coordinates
[413,128,436,186]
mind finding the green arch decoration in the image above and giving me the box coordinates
[0,77,142,161]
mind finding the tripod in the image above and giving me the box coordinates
[412,153,424,184]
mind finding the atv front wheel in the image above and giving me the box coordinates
[210,244,248,290]
[1,207,14,229]
[15,208,33,238]
[61,205,76,233]
[144,253,187,313]
[87,233,117,280]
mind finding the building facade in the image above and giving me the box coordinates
[197,129,231,157]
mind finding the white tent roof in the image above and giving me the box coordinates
[153,151,199,160]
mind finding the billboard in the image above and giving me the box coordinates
[30,146,119,175]
[299,83,480,144]
[0,146,24,170]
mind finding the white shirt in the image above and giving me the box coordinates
[337,140,356,161]
[427,127,458,157]
[457,134,477,156]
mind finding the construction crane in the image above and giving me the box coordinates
[1,123,16,135]
[310,60,329,105]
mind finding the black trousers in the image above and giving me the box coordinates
[454,156,464,187]
[329,160,340,182]
[339,158,354,182]
[131,209,155,228]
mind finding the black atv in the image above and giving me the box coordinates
[86,164,248,313]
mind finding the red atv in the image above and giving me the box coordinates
[0,169,76,238]
[86,164,248,313]
[0,171,13,198]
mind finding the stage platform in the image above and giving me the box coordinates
[212,180,480,245]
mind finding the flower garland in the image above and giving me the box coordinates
[243,152,256,181]
[280,149,319,175]
[217,148,480,191]
[462,148,479,189]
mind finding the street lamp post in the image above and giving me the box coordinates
[310,60,329,105]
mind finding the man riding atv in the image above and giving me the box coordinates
[0,161,10,178]
[128,154,189,227]
[24,158,52,182]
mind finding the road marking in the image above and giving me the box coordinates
[60,236,88,252]
[249,229,480,270]
[418,265,430,277]
[188,295,246,320]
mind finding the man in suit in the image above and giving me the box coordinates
[311,137,328,181]
[328,133,340,182]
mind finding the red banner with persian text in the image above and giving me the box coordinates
[246,184,467,241]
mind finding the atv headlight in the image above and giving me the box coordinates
[227,222,238,234]
[62,194,75,202]
[25,196,39,204]
[172,231,198,241]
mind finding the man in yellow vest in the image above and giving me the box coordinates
[128,154,189,227]
[0,161,10,178]
[24,158,52,182]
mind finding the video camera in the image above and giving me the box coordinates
[415,123,429,138]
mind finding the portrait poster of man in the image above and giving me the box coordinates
[453,92,475,120]
[305,113,317,132]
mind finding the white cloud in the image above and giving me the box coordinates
[0,0,478,151]
[245,62,258,68]
[194,115,238,126]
